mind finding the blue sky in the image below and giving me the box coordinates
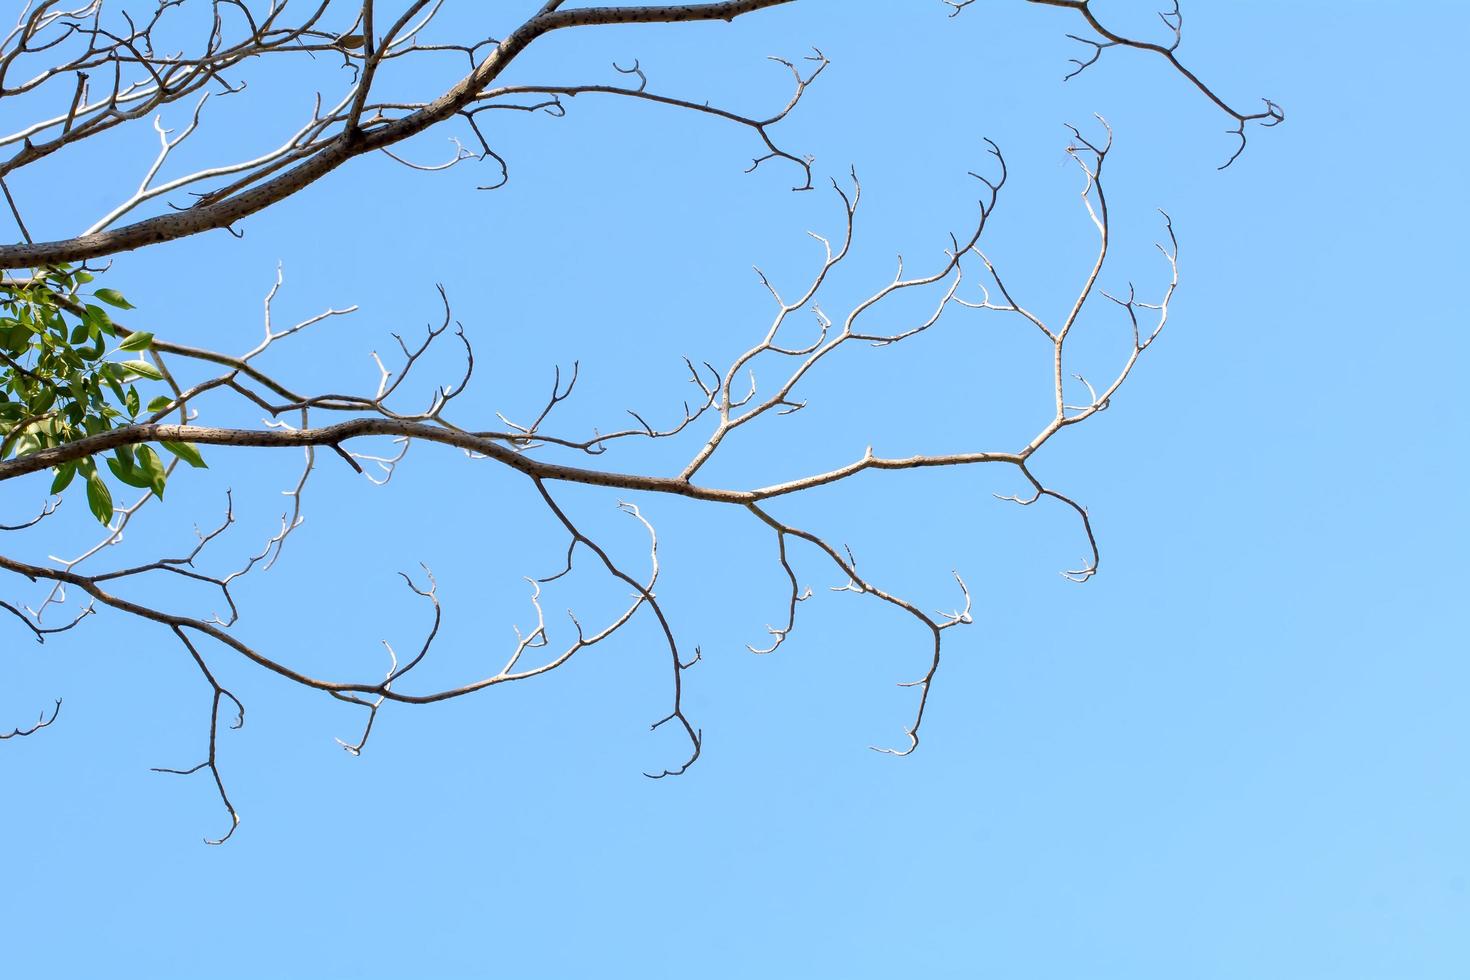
[2,2,1467,977]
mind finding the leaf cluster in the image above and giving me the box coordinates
[0,267,203,524]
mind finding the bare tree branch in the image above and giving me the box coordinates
[1,698,61,739]
[0,0,802,268]
[0,1,1273,839]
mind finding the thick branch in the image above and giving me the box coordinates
[0,418,1028,503]
[0,0,797,269]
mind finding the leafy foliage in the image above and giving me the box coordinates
[0,266,199,523]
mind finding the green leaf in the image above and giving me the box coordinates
[82,304,114,337]
[93,288,134,310]
[84,469,113,524]
[50,460,77,494]
[102,371,126,406]
[75,329,106,360]
[106,454,154,490]
[160,440,207,469]
[137,445,167,499]
[125,385,140,417]
[146,395,174,413]
[1,322,26,352]
[117,331,153,352]
[119,359,162,380]
[27,385,56,415]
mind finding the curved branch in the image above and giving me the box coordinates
[1,698,61,739]
[1026,0,1283,166]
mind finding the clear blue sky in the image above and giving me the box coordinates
[3,2,1467,977]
